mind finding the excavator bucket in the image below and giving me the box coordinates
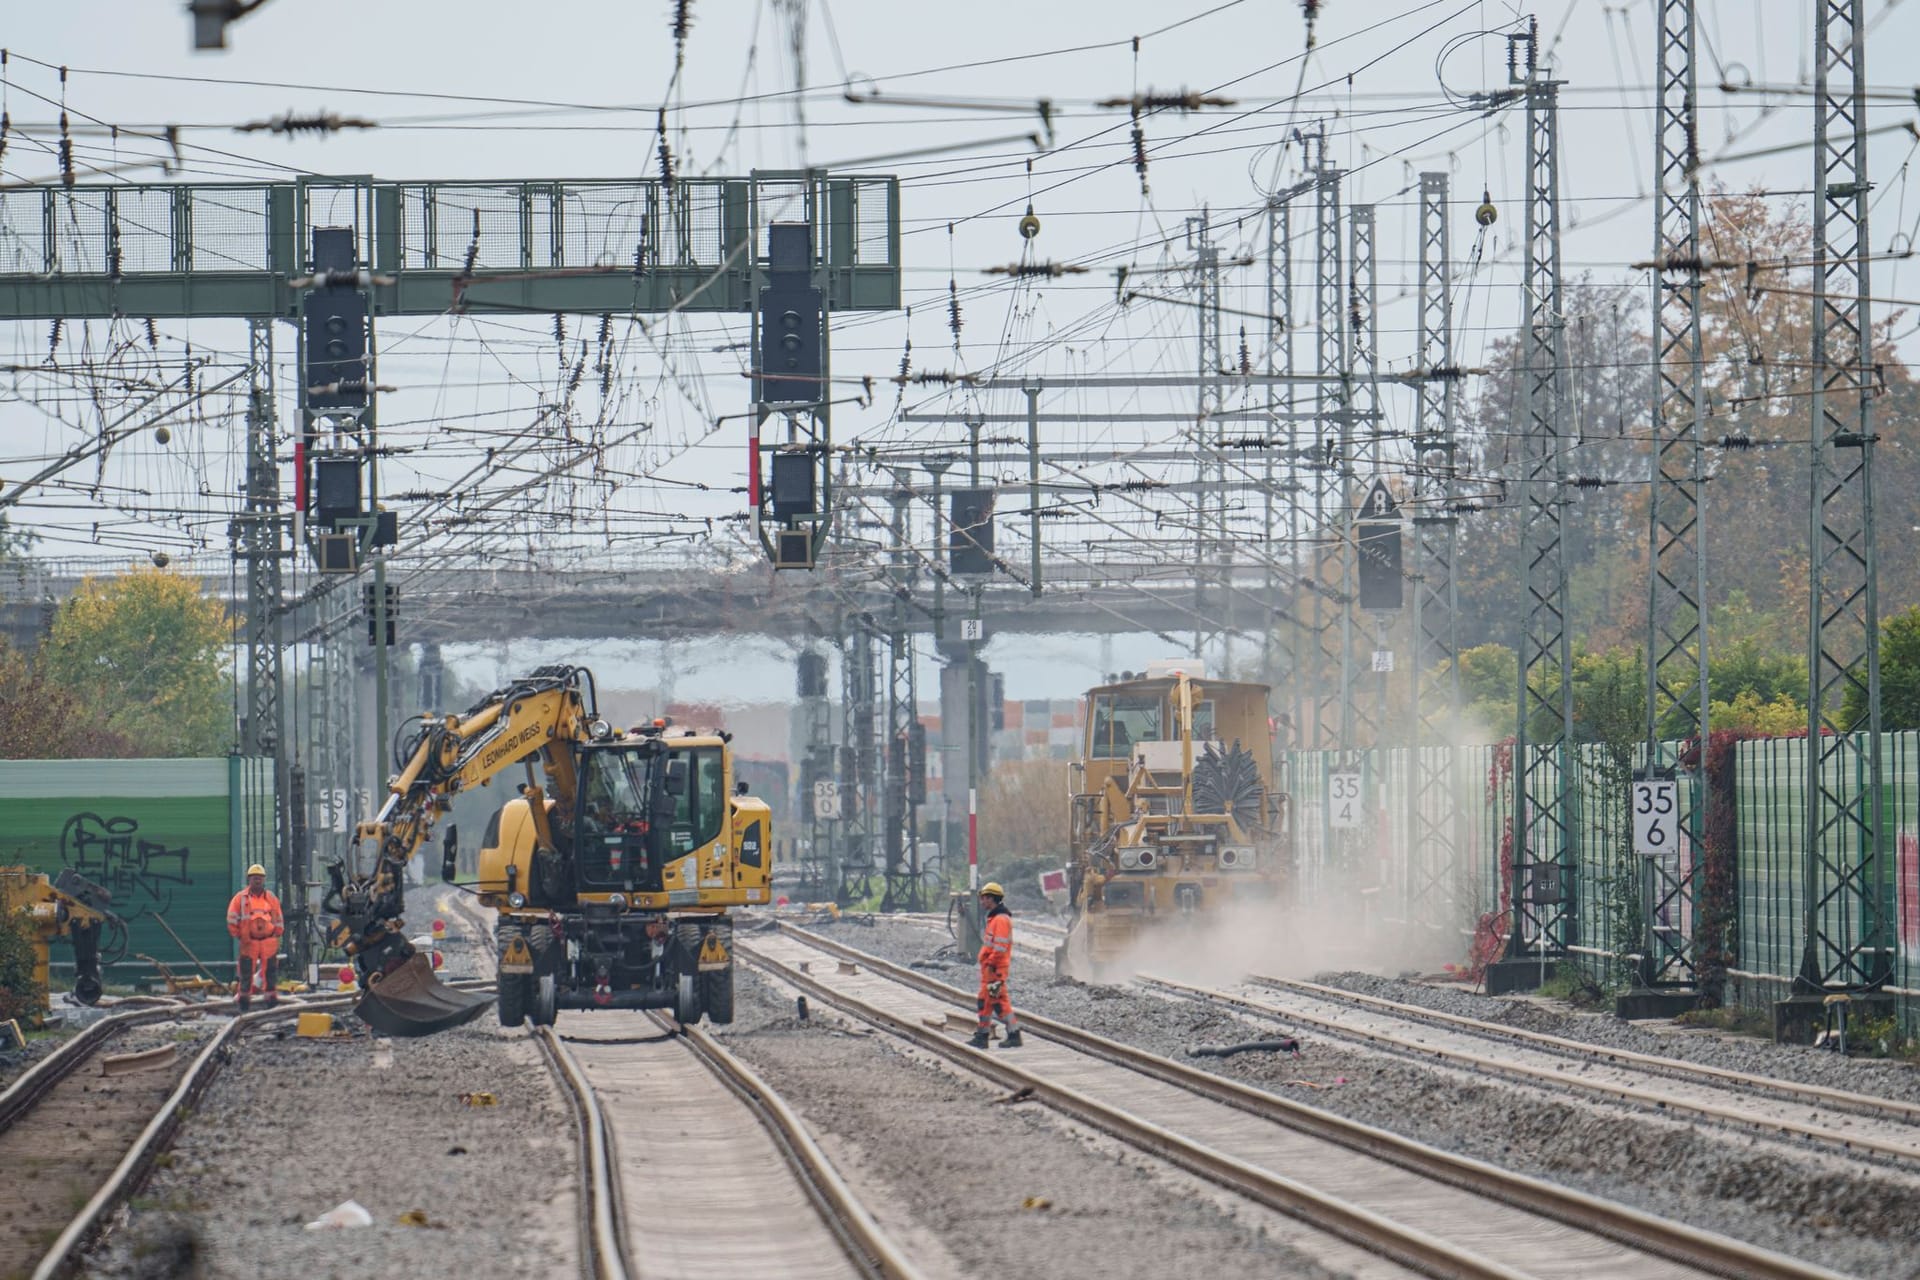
[353,954,492,1037]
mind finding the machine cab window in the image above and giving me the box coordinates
[1089,694,1163,759]
[668,747,727,853]
[579,748,649,836]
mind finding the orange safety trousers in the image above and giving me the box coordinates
[976,908,1017,1032]
[228,888,283,1001]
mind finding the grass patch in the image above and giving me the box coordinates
[1535,967,1614,1009]
[1675,1004,1774,1038]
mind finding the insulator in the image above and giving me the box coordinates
[47,318,61,357]
[1131,126,1149,194]
[1717,434,1753,450]
[597,314,613,348]
[1018,204,1041,240]
[144,318,158,349]
[1238,327,1250,376]
[1569,475,1607,490]
[553,313,566,348]
[671,0,694,50]
[58,114,73,187]
[948,278,962,346]
[1475,189,1497,227]
[656,108,676,187]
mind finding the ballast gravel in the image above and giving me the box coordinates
[1316,968,1920,1104]
[805,915,1920,1280]
[713,964,1382,1280]
[84,908,578,1280]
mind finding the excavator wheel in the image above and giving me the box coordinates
[496,926,530,1029]
[700,964,734,1026]
[673,922,705,1025]
[528,923,559,1027]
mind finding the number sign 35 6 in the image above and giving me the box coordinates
[1631,779,1679,856]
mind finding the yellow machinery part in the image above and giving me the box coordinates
[697,930,730,972]
[499,934,534,974]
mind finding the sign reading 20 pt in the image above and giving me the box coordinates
[1631,777,1679,856]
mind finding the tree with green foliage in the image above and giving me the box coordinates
[1843,605,1920,732]
[41,566,232,757]
[1452,643,1518,739]
[0,888,45,1024]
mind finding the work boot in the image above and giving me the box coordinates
[236,995,251,1013]
[967,1029,991,1049]
[262,993,279,1009]
[998,1028,1024,1049]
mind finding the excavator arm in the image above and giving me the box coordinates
[325,665,595,1035]
[0,867,122,1015]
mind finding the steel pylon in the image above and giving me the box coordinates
[1410,172,1463,931]
[1799,0,1889,992]
[1640,0,1711,989]
[1509,25,1578,959]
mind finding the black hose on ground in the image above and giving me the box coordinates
[1188,1037,1300,1058]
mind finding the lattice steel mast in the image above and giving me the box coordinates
[1346,203,1382,746]
[1409,172,1462,929]
[1309,129,1348,750]
[235,319,294,949]
[1639,0,1711,989]
[1799,0,1888,992]
[1508,23,1578,961]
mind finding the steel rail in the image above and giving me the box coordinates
[1143,973,1920,1165]
[669,1015,926,1280]
[931,915,1920,1153]
[535,1027,633,1280]
[1254,973,1920,1119]
[773,923,1845,1280]
[26,994,371,1280]
[738,937,1523,1280]
[0,1003,190,1134]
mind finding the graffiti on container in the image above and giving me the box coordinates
[59,812,193,922]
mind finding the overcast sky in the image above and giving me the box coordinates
[2,1,1917,702]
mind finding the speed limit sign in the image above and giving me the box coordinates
[812,780,842,822]
[1632,774,1678,856]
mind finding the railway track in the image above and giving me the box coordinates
[982,913,1920,1165]
[2,993,361,1280]
[1142,971,1920,1166]
[538,1011,919,1280]
[759,922,1844,1280]
[902,912,1920,1165]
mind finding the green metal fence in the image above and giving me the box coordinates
[1286,732,1919,1030]
[0,754,273,988]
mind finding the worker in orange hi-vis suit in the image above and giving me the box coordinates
[226,863,284,1012]
[968,882,1023,1049]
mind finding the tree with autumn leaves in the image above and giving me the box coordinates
[1436,187,1916,742]
[0,565,232,759]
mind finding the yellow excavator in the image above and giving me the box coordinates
[329,664,772,1036]
[0,866,123,1019]
[1057,663,1289,979]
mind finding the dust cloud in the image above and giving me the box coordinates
[1096,887,1472,989]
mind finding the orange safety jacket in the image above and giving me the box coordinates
[227,886,284,957]
[979,903,1013,978]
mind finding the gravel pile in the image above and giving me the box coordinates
[86,906,578,1280]
[715,965,1366,1280]
[1317,969,1920,1104]
[807,916,1920,1279]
